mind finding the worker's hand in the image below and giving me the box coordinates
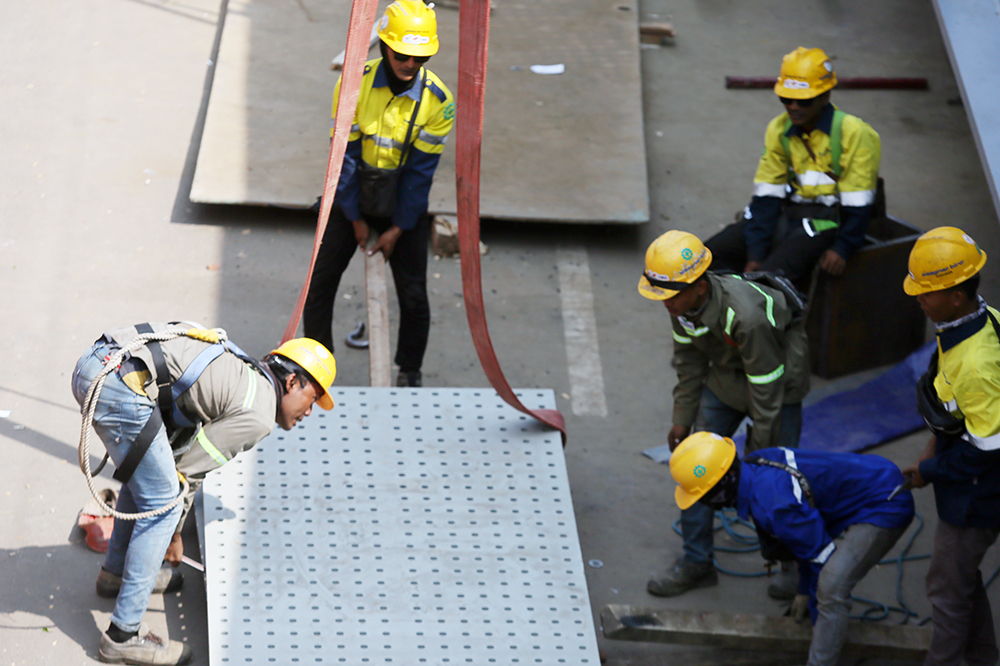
[790,594,810,624]
[369,225,404,259]
[902,463,927,489]
[352,219,370,250]
[744,260,762,273]
[819,249,846,276]
[668,425,691,451]
[164,533,184,567]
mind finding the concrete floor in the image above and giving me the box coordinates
[2,0,1000,665]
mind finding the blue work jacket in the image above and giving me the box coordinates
[736,447,914,622]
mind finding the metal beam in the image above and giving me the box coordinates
[601,605,930,661]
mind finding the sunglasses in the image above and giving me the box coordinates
[779,96,818,107]
[392,51,431,64]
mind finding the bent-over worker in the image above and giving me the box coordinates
[72,323,336,666]
[639,230,810,599]
[672,432,914,666]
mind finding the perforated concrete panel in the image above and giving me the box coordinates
[202,387,598,665]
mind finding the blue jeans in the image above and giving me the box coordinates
[681,386,802,564]
[72,342,183,633]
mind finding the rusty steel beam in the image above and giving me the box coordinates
[726,76,929,90]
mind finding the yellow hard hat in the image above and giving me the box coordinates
[270,338,337,410]
[774,47,837,100]
[670,432,737,510]
[638,230,712,300]
[903,226,987,296]
[378,0,439,58]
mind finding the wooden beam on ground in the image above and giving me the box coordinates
[601,605,930,662]
[364,250,392,387]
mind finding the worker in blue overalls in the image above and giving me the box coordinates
[670,432,914,666]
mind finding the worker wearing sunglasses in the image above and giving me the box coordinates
[703,47,881,290]
[304,0,456,389]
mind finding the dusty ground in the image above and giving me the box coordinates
[2,0,999,664]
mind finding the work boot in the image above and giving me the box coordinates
[767,561,797,601]
[97,565,183,599]
[396,371,422,387]
[99,629,192,665]
[647,558,718,597]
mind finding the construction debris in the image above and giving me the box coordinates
[431,215,488,258]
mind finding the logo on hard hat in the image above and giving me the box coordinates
[693,465,707,478]
[782,79,810,90]
[681,248,693,261]
[380,16,389,29]
[402,33,431,45]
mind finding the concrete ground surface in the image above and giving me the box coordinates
[2,0,999,665]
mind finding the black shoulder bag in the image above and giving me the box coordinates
[357,70,425,220]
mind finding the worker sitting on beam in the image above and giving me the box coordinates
[671,432,915,666]
[639,230,810,599]
[303,0,455,388]
[705,46,882,291]
[72,325,336,666]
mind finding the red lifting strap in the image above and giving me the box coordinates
[284,0,567,445]
[282,0,380,345]
[455,0,566,444]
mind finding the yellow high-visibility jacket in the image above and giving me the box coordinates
[331,58,455,230]
[747,103,880,261]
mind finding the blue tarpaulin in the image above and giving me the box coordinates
[643,342,936,464]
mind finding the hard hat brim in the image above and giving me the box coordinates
[316,391,335,411]
[674,484,701,510]
[638,275,681,301]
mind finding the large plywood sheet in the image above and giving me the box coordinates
[201,387,601,664]
[191,0,649,223]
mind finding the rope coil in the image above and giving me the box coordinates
[77,327,215,520]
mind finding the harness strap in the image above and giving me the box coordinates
[780,108,846,184]
[112,406,163,484]
[135,323,177,435]
[745,455,816,508]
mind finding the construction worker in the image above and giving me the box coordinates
[303,0,455,388]
[639,230,810,597]
[671,432,914,666]
[71,324,336,666]
[900,227,1000,666]
[705,47,881,289]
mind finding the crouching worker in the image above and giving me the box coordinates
[670,432,915,666]
[72,323,337,665]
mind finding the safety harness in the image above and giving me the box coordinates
[780,108,846,234]
[80,324,274,520]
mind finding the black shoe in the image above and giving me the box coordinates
[396,371,422,387]
[97,565,183,599]
[647,558,718,597]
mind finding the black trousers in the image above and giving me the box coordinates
[705,207,837,291]
[303,205,431,373]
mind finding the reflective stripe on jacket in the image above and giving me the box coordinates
[671,272,810,450]
[331,59,455,230]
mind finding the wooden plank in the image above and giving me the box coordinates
[364,250,392,387]
[600,605,931,661]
